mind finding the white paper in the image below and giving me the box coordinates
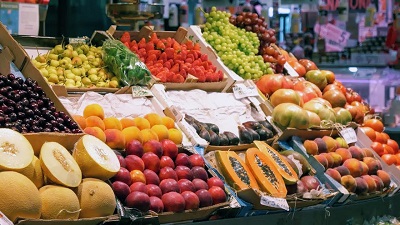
[18,3,39,35]
[232,83,259,99]
[260,195,289,211]
[340,128,357,144]
[0,212,13,225]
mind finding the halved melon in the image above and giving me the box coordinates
[245,148,287,198]
[73,135,120,180]
[0,128,34,171]
[254,141,299,185]
[215,150,259,191]
[40,142,82,187]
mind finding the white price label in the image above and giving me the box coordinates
[169,106,183,122]
[131,86,153,98]
[260,195,289,211]
[283,62,299,77]
[0,212,13,225]
[340,128,357,144]
[232,83,259,99]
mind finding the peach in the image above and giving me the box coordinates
[314,154,328,170]
[117,155,126,168]
[336,137,349,148]
[143,140,163,157]
[103,117,122,130]
[207,177,225,189]
[208,186,227,204]
[175,153,191,167]
[83,127,106,142]
[159,179,180,194]
[362,148,374,158]
[105,129,126,149]
[149,196,164,213]
[139,129,159,143]
[151,125,169,141]
[146,184,162,198]
[371,175,384,191]
[175,166,194,180]
[322,136,339,152]
[83,103,104,119]
[113,167,132,185]
[328,152,343,167]
[72,115,86,129]
[191,166,208,181]
[142,152,160,173]
[340,175,357,193]
[355,177,368,195]
[189,154,205,168]
[85,116,106,130]
[314,138,327,153]
[168,128,183,144]
[334,165,351,176]
[161,116,175,129]
[120,118,136,129]
[160,156,175,169]
[377,170,391,188]
[363,157,380,175]
[195,189,213,207]
[360,161,369,175]
[125,155,145,172]
[125,139,144,157]
[335,148,352,162]
[343,158,364,177]
[178,179,196,193]
[361,175,377,193]
[130,170,146,183]
[348,146,365,160]
[125,191,150,212]
[161,139,179,159]
[133,117,151,130]
[143,169,160,185]
[162,192,185,212]
[112,181,131,201]
[144,113,162,127]
[192,178,209,191]
[326,168,341,183]
[303,140,318,155]
[130,182,148,194]
[320,153,334,168]
[181,191,200,210]
[159,167,178,181]
[122,126,142,144]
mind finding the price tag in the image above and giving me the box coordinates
[68,37,89,45]
[0,212,13,225]
[260,195,289,211]
[340,127,357,144]
[131,86,153,98]
[232,83,259,99]
[169,106,183,122]
[283,62,299,77]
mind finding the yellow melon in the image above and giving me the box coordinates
[39,185,80,219]
[73,135,120,180]
[17,156,44,189]
[76,178,116,218]
[40,142,82,188]
[0,128,34,171]
[0,171,41,222]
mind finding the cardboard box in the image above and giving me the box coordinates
[15,217,110,225]
[110,26,231,93]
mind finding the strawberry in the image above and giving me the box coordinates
[120,32,131,43]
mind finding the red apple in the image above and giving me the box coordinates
[189,154,205,167]
[178,179,196,193]
[146,184,162,198]
[142,152,160,173]
[181,191,200,210]
[175,165,194,180]
[143,169,160,185]
[130,182,148,194]
[159,167,178,181]
[161,139,179,159]
[125,155,145,172]
[159,178,180,194]
[195,189,213,207]
[208,186,226,204]
[191,166,208,181]
[207,177,224,189]
[143,140,163,158]
[192,178,209,191]
[112,167,132,185]
[125,191,150,212]
[112,181,131,201]
[149,196,164,213]
[160,156,175,169]
[117,155,126,168]
[175,153,191,167]
[125,140,144,157]
[162,192,185,212]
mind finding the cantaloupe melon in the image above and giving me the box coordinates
[17,156,44,188]
[39,185,80,219]
[0,171,41,222]
[76,178,116,218]
[73,135,120,180]
[40,142,82,188]
[0,128,34,171]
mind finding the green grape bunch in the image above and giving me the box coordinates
[202,7,273,80]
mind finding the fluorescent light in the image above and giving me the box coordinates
[349,67,358,73]
[268,7,291,17]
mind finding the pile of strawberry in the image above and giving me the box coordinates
[120,32,224,83]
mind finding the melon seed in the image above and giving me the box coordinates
[53,149,73,172]
[229,156,250,185]
[255,155,279,189]
[94,147,108,161]
[1,142,17,156]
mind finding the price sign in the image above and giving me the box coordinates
[131,86,153,98]
[314,23,350,50]
[168,105,183,122]
[340,127,357,144]
[260,195,289,211]
[0,212,13,225]
[232,83,259,99]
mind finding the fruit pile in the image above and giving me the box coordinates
[0,74,80,133]
[360,118,400,168]
[303,135,391,195]
[0,129,119,222]
[120,32,224,83]
[202,7,270,79]
[72,104,183,150]
[184,114,275,146]
[111,139,227,213]
[215,141,326,199]
[33,43,119,88]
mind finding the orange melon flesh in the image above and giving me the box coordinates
[0,128,34,171]
[40,142,82,188]
[73,135,120,180]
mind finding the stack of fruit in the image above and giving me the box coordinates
[72,103,183,150]
[360,118,400,168]
[111,139,228,213]
[0,128,119,223]
[303,135,391,195]
[33,43,119,88]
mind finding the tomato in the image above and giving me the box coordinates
[387,139,399,154]
[333,80,347,94]
[322,89,347,108]
[381,154,397,165]
[344,105,364,124]
[375,132,387,144]
[323,84,344,95]
[269,89,303,107]
[277,55,286,66]
[305,70,327,91]
[305,110,321,127]
[360,127,376,141]
[320,70,335,84]
[298,59,318,72]
[293,80,322,103]
[289,61,306,77]
[256,74,294,96]
[383,144,395,154]
[307,97,332,108]
[272,103,310,129]
[371,142,384,156]
[363,118,384,132]
[333,107,352,125]
[345,89,363,103]
[303,99,336,122]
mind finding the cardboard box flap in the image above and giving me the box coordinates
[0,22,29,70]
[15,216,108,225]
